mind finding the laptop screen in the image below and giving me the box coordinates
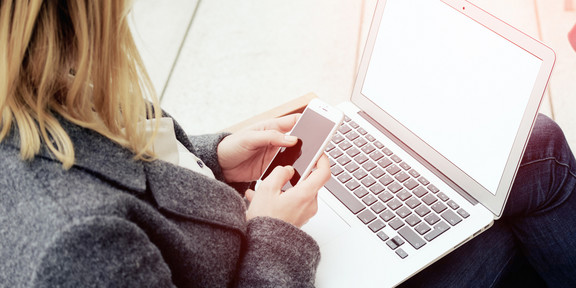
[360,0,543,194]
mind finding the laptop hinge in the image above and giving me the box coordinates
[358,111,479,205]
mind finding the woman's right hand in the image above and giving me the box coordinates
[245,155,331,228]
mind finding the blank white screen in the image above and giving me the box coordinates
[361,0,542,194]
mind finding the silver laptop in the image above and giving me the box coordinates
[301,0,555,287]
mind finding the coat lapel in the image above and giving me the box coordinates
[24,116,246,231]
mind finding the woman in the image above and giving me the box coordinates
[0,1,329,287]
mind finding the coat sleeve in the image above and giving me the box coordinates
[236,217,321,288]
[32,216,176,288]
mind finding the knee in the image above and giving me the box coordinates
[523,114,571,163]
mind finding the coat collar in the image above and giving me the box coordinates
[4,115,246,231]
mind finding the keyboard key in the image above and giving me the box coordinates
[352,169,367,180]
[362,161,377,171]
[361,176,376,188]
[345,179,361,191]
[377,231,390,241]
[403,179,419,190]
[370,151,385,161]
[353,137,367,147]
[371,201,387,214]
[332,133,345,144]
[395,171,410,182]
[337,173,352,183]
[390,154,402,163]
[331,165,344,176]
[377,158,393,168]
[437,192,450,201]
[361,144,376,154]
[396,189,412,201]
[379,175,394,186]
[387,198,403,210]
[346,147,361,157]
[441,210,463,226]
[325,177,365,214]
[358,209,377,224]
[396,206,412,218]
[370,167,386,179]
[418,176,430,186]
[415,222,431,235]
[413,186,428,198]
[399,226,426,249]
[382,147,393,156]
[378,191,394,203]
[362,194,378,206]
[348,121,359,129]
[338,141,352,151]
[408,169,420,178]
[353,187,369,198]
[325,143,335,152]
[386,164,401,175]
[405,197,422,209]
[357,127,368,135]
[389,218,405,230]
[431,202,448,213]
[396,248,409,259]
[415,205,431,217]
[366,134,376,142]
[380,210,396,222]
[457,208,470,218]
[345,162,360,173]
[447,200,460,210]
[427,184,440,193]
[368,219,386,232]
[422,194,438,205]
[405,214,422,226]
[374,141,384,149]
[339,124,352,134]
[369,183,385,195]
[399,162,411,170]
[388,181,403,193]
[329,148,343,159]
[345,131,360,141]
[344,115,351,122]
[424,213,441,225]
[424,221,451,241]
[354,154,370,164]
[337,156,351,166]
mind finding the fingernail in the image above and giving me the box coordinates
[284,135,298,143]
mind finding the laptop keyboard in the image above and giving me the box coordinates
[325,116,470,259]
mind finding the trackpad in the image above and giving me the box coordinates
[302,197,351,246]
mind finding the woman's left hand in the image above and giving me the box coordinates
[217,114,300,183]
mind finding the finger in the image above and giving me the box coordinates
[258,166,295,192]
[243,130,298,150]
[248,114,300,133]
[245,189,255,202]
[295,154,331,193]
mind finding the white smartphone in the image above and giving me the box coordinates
[259,98,344,190]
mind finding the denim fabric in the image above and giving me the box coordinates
[400,114,576,288]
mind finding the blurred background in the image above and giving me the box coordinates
[129,0,576,149]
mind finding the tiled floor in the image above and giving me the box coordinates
[130,0,576,149]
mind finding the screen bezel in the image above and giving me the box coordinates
[350,0,555,218]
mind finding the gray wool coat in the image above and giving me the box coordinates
[0,116,320,287]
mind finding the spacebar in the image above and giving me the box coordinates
[324,177,365,214]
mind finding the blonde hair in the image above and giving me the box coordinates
[0,0,160,169]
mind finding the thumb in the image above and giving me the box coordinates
[245,189,255,202]
[259,165,295,192]
[248,130,298,149]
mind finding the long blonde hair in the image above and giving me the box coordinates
[0,0,160,169]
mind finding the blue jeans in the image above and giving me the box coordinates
[400,114,576,288]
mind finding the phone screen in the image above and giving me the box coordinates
[261,109,336,190]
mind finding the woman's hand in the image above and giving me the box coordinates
[217,114,300,183]
[245,155,331,227]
